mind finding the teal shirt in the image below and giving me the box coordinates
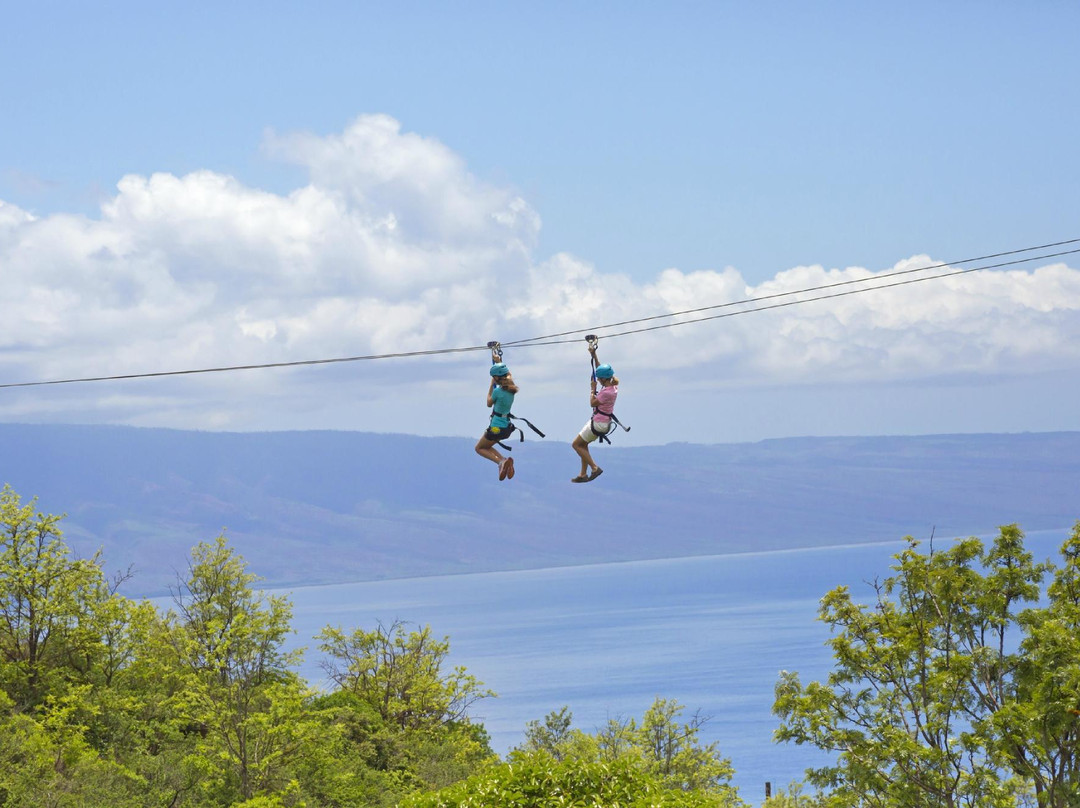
[490,385,515,429]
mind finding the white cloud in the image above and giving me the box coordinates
[263,114,540,258]
[1,116,1079,436]
[519,253,1080,386]
[737,260,1080,381]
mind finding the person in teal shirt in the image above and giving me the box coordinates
[475,355,519,481]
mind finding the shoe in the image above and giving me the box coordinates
[498,458,510,480]
[588,468,603,481]
[505,457,515,479]
[571,475,589,483]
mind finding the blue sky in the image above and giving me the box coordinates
[2,1,1079,443]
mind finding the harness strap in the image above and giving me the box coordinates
[589,410,627,445]
[509,413,546,438]
[490,411,545,445]
[592,420,612,444]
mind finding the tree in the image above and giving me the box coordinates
[162,534,315,805]
[0,487,174,804]
[0,485,115,710]
[1001,523,1080,806]
[514,700,745,805]
[637,697,737,793]
[761,782,831,808]
[402,749,737,808]
[0,687,152,808]
[315,619,496,799]
[0,491,502,806]
[773,523,1080,808]
[520,705,574,760]
[317,619,493,732]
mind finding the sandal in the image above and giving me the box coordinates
[505,457,515,480]
[588,468,604,481]
[571,475,589,483]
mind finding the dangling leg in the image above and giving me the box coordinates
[572,435,599,482]
[476,437,514,480]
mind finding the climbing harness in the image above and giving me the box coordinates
[585,335,630,444]
[486,340,546,451]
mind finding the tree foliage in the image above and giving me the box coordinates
[761,782,831,808]
[0,484,121,711]
[160,535,313,804]
[0,486,499,807]
[315,618,497,802]
[403,749,738,808]
[510,700,746,806]
[26,483,1080,807]
[318,618,494,731]
[0,479,749,807]
[774,523,1080,808]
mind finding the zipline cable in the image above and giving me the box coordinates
[504,247,1080,348]
[502,237,1080,348]
[0,345,490,389]
[1,240,1078,390]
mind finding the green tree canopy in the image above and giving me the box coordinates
[402,749,737,808]
[317,619,494,731]
[0,485,754,807]
[774,523,1080,808]
[314,618,496,801]
[512,700,746,806]
[0,484,120,711]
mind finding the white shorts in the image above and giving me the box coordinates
[578,419,611,443]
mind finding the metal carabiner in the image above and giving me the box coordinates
[487,340,503,360]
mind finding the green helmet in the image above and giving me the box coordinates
[594,364,614,379]
[490,363,510,377]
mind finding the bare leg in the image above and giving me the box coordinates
[572,435,598,478]
[476,437,504,465]
[477,437,515,480]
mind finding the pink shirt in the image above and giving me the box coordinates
[593,384,618,422]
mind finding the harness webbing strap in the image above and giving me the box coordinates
[490,412,545,449]
[510,414,546,438]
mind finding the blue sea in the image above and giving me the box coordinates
[269,530,1068,807]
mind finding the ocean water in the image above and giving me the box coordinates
[270,529,1068,806]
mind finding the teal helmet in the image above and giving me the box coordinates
[594,364,614,379]
[490,363,510,377]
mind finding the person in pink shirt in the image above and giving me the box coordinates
[571,348,619,483]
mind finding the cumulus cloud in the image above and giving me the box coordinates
[513,252,1080,388]
[263,114,540,261]
[737,259,1080,382]
[1,114,1078,434]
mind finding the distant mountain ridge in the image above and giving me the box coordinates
[1,424,1077,596]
